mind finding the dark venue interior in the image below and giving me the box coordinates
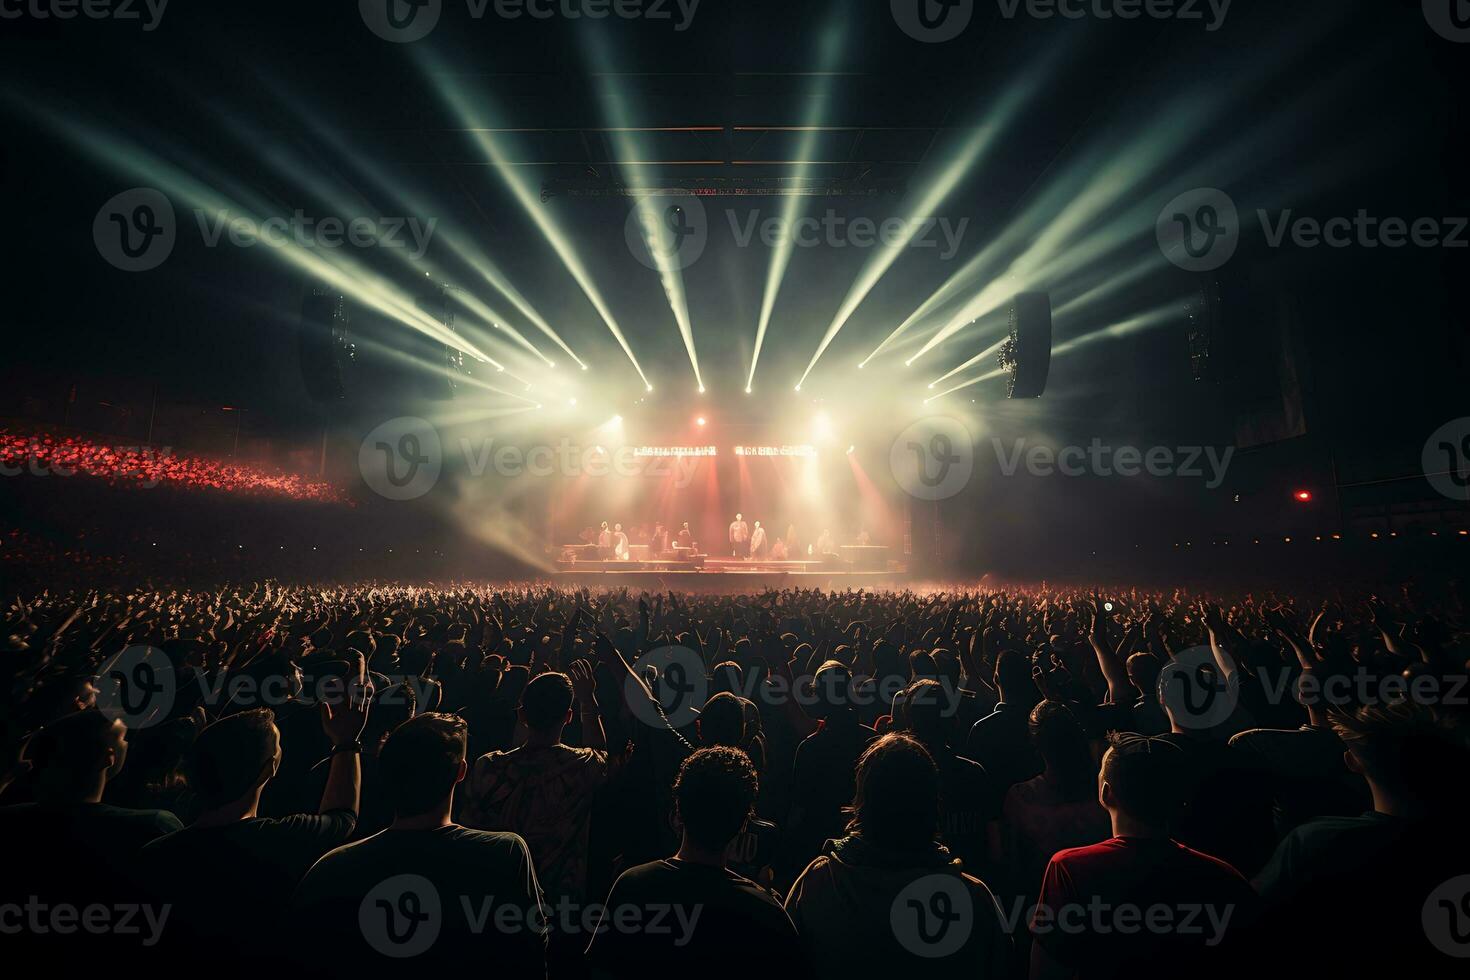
[2,1,1468,977]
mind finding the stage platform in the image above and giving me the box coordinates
[551,555,909,590]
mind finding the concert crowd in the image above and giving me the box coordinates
[2,581,1467,978]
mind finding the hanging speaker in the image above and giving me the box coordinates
[298,287,353,401]
[1185,275,1223,382]
[999,292,1052,399]
[416,281,469,401]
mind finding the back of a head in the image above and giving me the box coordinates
[873,642,908,685]
[850,732,940,851]
[674,746,759,852]
[378,713,468,818]
[1029,700,1096,800]
[896,678,947,744]
[908,651,939,680]
[519,671,574,734]
[1332,700,1470,810]
[189,708,279,809]
[365,682,419,749]
[810,660,855,718]
[710,660,744,697]
[27,708,121,796]
[1099,733,1184,828]
[995,650,1037,701]
[1125,652,1162,696]
[700,691,746,747]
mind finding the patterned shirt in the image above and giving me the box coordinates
[462,743,609,902]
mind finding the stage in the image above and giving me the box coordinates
[552,554,910,590]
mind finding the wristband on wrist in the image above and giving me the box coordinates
[329,740,362,755]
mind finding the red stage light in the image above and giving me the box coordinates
[1294,489,1313,502]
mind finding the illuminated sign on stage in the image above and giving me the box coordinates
[632,446,718,458]
[734,445,818,458]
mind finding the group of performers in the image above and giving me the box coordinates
[727,514,871,559]
[588,520,694,561]
[573,514,874,562]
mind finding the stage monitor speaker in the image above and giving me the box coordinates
[298,287,353,401]
[1000,292,1052,399]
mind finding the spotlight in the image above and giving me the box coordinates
[646,384,654,393]
[1293,489,1314,502]
[794,385,802,392]
[698,385,706,394]
[745,387,752,395]
[846,445,855,455]
[549,362,556,369]
[581,364,589,371]
[696,416,707,427]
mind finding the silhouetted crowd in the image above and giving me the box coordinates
[2,582,1468,978]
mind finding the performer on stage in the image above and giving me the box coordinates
[652,522,670,557]
[816,527,834,556]
[728,512,749,558]
[613,522,630,561]
[597,521,613,560]
[770,536,788,560]
[749,520,767,559]
[856,527,872,546]
[676,522,693,551]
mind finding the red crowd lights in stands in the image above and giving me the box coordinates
[0,431,348,504]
